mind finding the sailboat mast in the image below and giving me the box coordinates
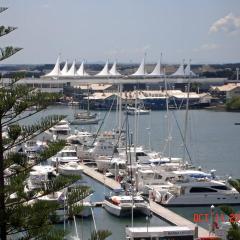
[183,60,191,163]
[134,86,138,162]
[87,84,90,115]
[116,84,119,129]
[164,68,171,159]
[118,84,123,137]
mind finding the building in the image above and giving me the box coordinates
[210,83,240,101]
[125,226,195,240]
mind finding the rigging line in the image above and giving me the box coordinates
[126,112,133,182]
[91,96,116,147]
[167,82,179,110]
[108,115,127,163]
[172,110,193,165]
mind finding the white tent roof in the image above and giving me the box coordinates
[132,58,147,76]
[65,60,76,76]
[96,60,110,76]
[109,61,121,76]
[184,63,196,77]
[44,56,61,77]
[171,63,185,77]
[149,59,164,76]
[61,61,68,75]
[77,61,89,76]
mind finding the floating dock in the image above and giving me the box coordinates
[80,163,121,189]
[80,163,212,238]
[149,200,211,237]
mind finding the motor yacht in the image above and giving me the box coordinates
[58,162,83,176]
[103,190,151,217]
[26,165,57,191]
[125,106,150,115]
[150,170,240,206]
[51,146,80,165]
[46,119,71,140]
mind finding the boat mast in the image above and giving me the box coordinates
[87,84,90,116]
[118,84,123,138]
[183,59,191,163]
[164,67,172,160]
[116,84,119,129]
[134,86,138,163]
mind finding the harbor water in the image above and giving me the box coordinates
[22,105,240,239]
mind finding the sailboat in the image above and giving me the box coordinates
[70,85,100,125]
[102,114,151,217]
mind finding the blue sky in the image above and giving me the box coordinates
[1,0,240,64]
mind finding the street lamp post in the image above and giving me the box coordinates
[146,215,149,233]
[210,205,215,236]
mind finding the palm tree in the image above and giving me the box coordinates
[228,179,240,193]
[90,230,112,240]
[220,205,240,240]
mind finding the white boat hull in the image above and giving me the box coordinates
[159,193,240,206]
[103,199,151,217]
[58,167,83,176]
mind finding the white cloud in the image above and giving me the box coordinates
[209,13,240,34]
[193,43,220,52]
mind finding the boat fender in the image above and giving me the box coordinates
[163,192,170,203]
[149,191,154,201]
[155,192,162,203]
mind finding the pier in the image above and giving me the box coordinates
[149,200,211,238]
[80,163,212,238]
[80,163,121,189]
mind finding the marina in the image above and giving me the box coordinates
[1,2,240,239]
[15,105,240,239]
[80,162,210,237]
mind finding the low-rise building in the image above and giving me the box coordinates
[210,83,240,101]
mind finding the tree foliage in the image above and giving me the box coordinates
[0,74,94,239]
[90,230,112,240]
[226,97,240,111]
[0,6,111,240]
[220,205,240,240]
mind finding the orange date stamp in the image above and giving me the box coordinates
[193,213,240,223]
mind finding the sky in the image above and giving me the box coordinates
[0,0,240,64]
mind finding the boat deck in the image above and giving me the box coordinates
[80,163,212,238]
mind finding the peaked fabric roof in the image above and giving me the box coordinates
[171,63,185,77]
[65,60,76,76]
[44,56,61,77]
[77,61,89,76]
[61,61,68,75]
[132,58,147,76]
[96,60,110,76]
[0,7,8,14]
[149,59,164,76]
[109,61,121,76]
[184,63,196,77]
